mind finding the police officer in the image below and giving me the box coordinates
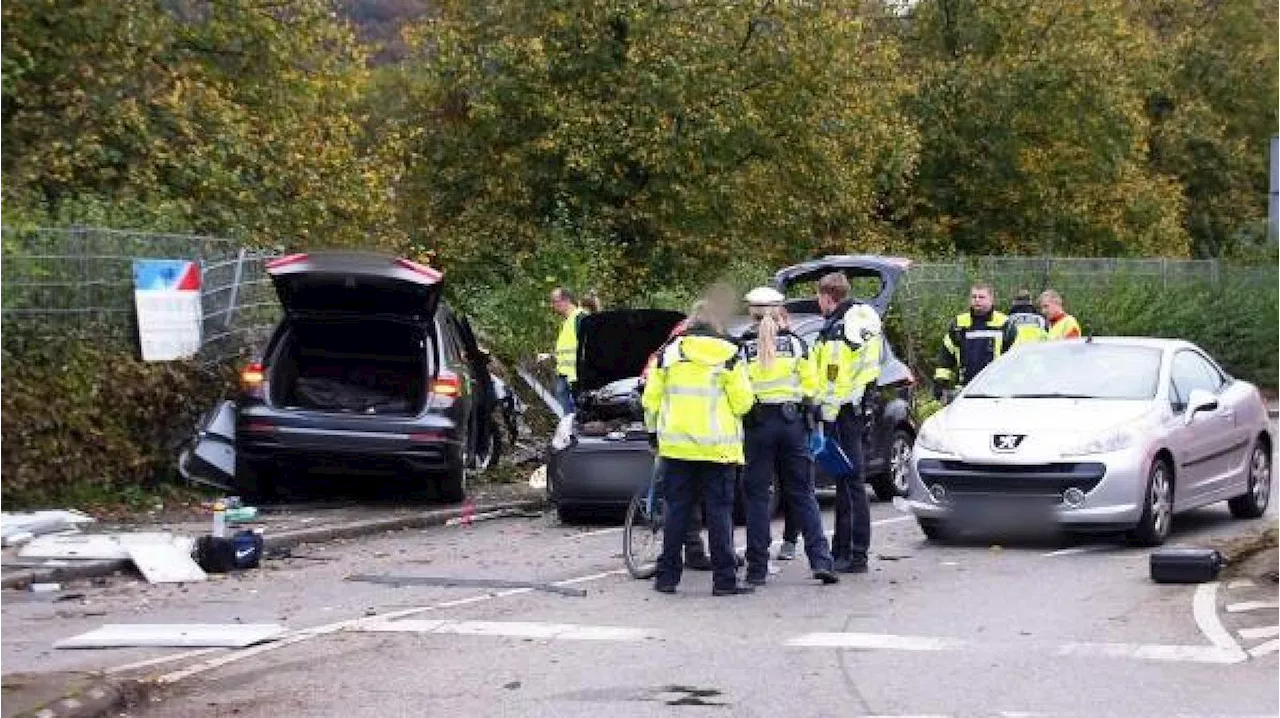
[739,287,838,586]
[642,301,756,596]
[1007,289,1049,345]
[813,273,882,573]
[933,283,1018,400]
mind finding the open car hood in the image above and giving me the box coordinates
[267,252,443,322]
[576,309,685,393]
[771,255,911,317]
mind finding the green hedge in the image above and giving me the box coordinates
[893,270,1278,389]
[1,325,234,508]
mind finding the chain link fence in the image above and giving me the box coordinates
[1,226,280,365]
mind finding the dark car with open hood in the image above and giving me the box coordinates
[229,252,504,502]
[546,309,685,522]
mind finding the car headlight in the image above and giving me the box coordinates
[1060,426,1135,457]
[551,414,576,451]
[916,419,955,455]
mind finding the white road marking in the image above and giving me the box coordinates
[102,647,224,675]
[1227,579,1257,590]
[562,527,624,540]
[872,515,914,527]
[1193,582,1247,661]
[1225,601,1280,613]
[785,632,967,651]
[356,619,656,641]
[1238,625,1280,640]
[1041,546,1109,558]
[1247,639,1279,657]
[1054,642,1245,664]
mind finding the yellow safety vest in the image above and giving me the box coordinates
[642,334,756,465]
[1047,314,1082,340]
[814,308,883,422]
[1008,310,1049,345]
[742,331,818,404]
[554,307,585,381]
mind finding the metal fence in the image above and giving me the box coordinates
[1,226,280,364]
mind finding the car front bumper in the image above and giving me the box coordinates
[904,444,1148,530]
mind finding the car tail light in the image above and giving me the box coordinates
[395,257,444,282]
[243,421,276,434]
[430,371,462,397]
[241,362,267,399]
[265,253,309,271]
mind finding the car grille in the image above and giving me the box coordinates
[917,459,1106,498]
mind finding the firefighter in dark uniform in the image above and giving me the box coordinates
[933,283,1019,400]
[738,287,838,586]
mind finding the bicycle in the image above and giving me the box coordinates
[622,459,665,579]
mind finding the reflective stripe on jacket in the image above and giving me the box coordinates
[1048,313,1082,340]
[814,301,883,422]
[934,311,1017,387]
[554,307,586,381]
[641,333,755,464]
[740,329,816,404]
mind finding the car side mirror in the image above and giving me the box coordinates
[1183,389,1219,425]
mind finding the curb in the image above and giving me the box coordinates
[1,499,544,590]
[14,677,143,718]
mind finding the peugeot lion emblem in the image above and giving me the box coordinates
[992,434,1026,452]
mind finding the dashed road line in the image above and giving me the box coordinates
[1042,546,1111,558]
[356,619,657,641]
[786,632,966,651]
[1054,642,1245,664]
[1238,625,1280,640]
[1226,601,1280,613]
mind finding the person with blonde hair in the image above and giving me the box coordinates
[737,287,838,586]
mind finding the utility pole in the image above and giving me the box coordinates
[1268,135,1278,244]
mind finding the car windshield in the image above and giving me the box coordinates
[963,344,1162,400]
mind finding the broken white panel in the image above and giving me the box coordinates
[56,624,287,649]
[126,544,207,584]
[19,533,194,561]
[2,510,95,545]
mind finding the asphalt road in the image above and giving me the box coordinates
[4,485,1275,718]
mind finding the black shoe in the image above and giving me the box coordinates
[745,574,768,587]
[833,558,868,574]
[734,554,746,568]
[712,583,756,596]
[654,583,677,594]
[813,569,839,585]
[684,553,713,571]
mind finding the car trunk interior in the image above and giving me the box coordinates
[269,319,430,416]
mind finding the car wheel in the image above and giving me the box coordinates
[1127,457,1174,547]
[469,421,500,473]
[436,463,467,504]
[917,518,946,542]
[1228,440,1272,519]
[871,428,913,501]
[234,458,278,503]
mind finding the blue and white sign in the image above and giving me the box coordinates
[133,259,203,361]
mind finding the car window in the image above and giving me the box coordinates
[438,320,466,365]
[963,343,1162,400]
[1169,350,1225,410]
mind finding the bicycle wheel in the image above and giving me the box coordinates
[623,489,664,579]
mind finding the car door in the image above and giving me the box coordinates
[1168,350,1238,505]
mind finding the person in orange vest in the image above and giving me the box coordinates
[1039,289,1082,340]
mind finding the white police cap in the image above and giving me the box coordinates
[744,286,785,307]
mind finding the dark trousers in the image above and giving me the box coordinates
[828,406,870,563]
[655,459,737,590]
[553,376,576,415]
[743,410,833,576]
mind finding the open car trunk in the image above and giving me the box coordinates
[269,319,430,416]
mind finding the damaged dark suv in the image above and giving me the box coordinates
[233,252,503,501]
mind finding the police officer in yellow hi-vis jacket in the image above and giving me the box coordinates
[739,287,838,586]
[642,301,757,596]
[813,273,882,573]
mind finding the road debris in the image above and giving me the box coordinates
[56,623,288,649]
[346,573,588,597]
[1,509,95,546]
